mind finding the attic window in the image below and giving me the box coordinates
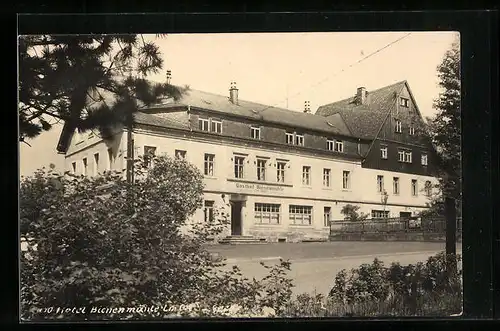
[400,97,409,108]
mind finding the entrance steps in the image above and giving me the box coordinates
[218,235,266,245]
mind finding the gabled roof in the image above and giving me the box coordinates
[143,88,353,137]
[316,80,407,139]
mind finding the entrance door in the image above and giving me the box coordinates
[230,201,243,235]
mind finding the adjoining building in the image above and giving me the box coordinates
[56,79,440,243]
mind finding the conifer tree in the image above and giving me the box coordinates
[18,35,186,143]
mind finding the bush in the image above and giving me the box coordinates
[328,252,462,316]
[340,204,368,222]
[20,156,296,321]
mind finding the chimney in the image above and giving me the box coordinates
[303,101,311,113]
[166,70,172,85]
[356,87,367,105]
[229,81,239,104]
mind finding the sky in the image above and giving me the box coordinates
[19,31,458,177]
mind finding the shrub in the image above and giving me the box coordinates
[340,204,368,222]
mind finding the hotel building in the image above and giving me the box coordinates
[56,80,439,243]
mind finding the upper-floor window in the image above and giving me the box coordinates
[398,149,412,163]
[277,161,286,183]
[302,166,311,186]
[234,156,245,179]
[295,134,304,146]
[198,117,222,133]
[393,177,400,195]
[409,126,415,135]
[421,153,428,166]
[144,146,157,168]
[395,120,402,133]
[380,145,388,159]
[400,97,409,107]
[71,162,77,174]
[377,175,384,193]
[204,153,215,176]
[175,149,186,160]
[211,119,222,133]
[198,118,210,131]
[107,148,114,171]
[251,126,261,140]
[334,140,344,152]
[342,170,350,190]
[323,168,331,188]
[286,131,304,146]
[411,179,418,196]
[257,159,267,181]
[93,153,100,175]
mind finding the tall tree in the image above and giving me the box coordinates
[18,34,186,143]
[426,38,461,211]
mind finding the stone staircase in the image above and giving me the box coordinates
[218,235,266,245]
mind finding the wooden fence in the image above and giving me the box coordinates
[329,216,462,242]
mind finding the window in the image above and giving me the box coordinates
[257,159,267,181]
[93,153,99,175]
[371,210,390,219]
[234,156,245,179]
[395,120,402,133]
[295,134,304,146]
[198,118,210,131]
[393,177,400,195]
[377,175,384,193]
[342,171,350,189]
[409,126,415,135]
[302,166,311,186]
[204,154,215,176]
[82,158,88,176]
[323,207,331,227]
[175,149,186,159]
[411,179,418,196]
[277,161,286,183]
[251,126,261,140]
[323,168,331,188]
[144,146,156,167]
[254,203,281,224]
[289,205,313,225]
[421,153,428,166]
[211,119,222,133]
[425,181,432,197]
[107,148,114,171]
[327,139,334,151]
[286,132,294,144]
[71,162,76,174]
[334,140,344,152]
[398,149,412,163]
[204,201,214,222]
[380,146,388,159]
[400,97,409,107]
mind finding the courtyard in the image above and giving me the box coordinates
[206,241,463,296]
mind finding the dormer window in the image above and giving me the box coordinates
[327,139,343,152]
[409,126,415,135]
[400,97,409,107]
[295,134,304,146]
[286,132,294,145]
[286,131,304,146]
[198,117,222,133]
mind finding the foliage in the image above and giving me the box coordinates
[340,204,368,222]
[328,252,462,315]
[20,155,299,321]
[18,34,186,143]
[426,37,461,204]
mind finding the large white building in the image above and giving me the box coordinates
[56,80,439,243]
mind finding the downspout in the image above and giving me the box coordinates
[361,106,395,164]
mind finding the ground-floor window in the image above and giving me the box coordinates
[290,205,313,225]
[254,203,281,224]
[371,210,390,219]
[204,201,214,222]
[323,206,331,227]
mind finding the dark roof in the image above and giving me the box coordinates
[143,88,353,137]
[315,80,407,139]
[133,112,189,130]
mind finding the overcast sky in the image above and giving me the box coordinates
[19,31,458,177]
